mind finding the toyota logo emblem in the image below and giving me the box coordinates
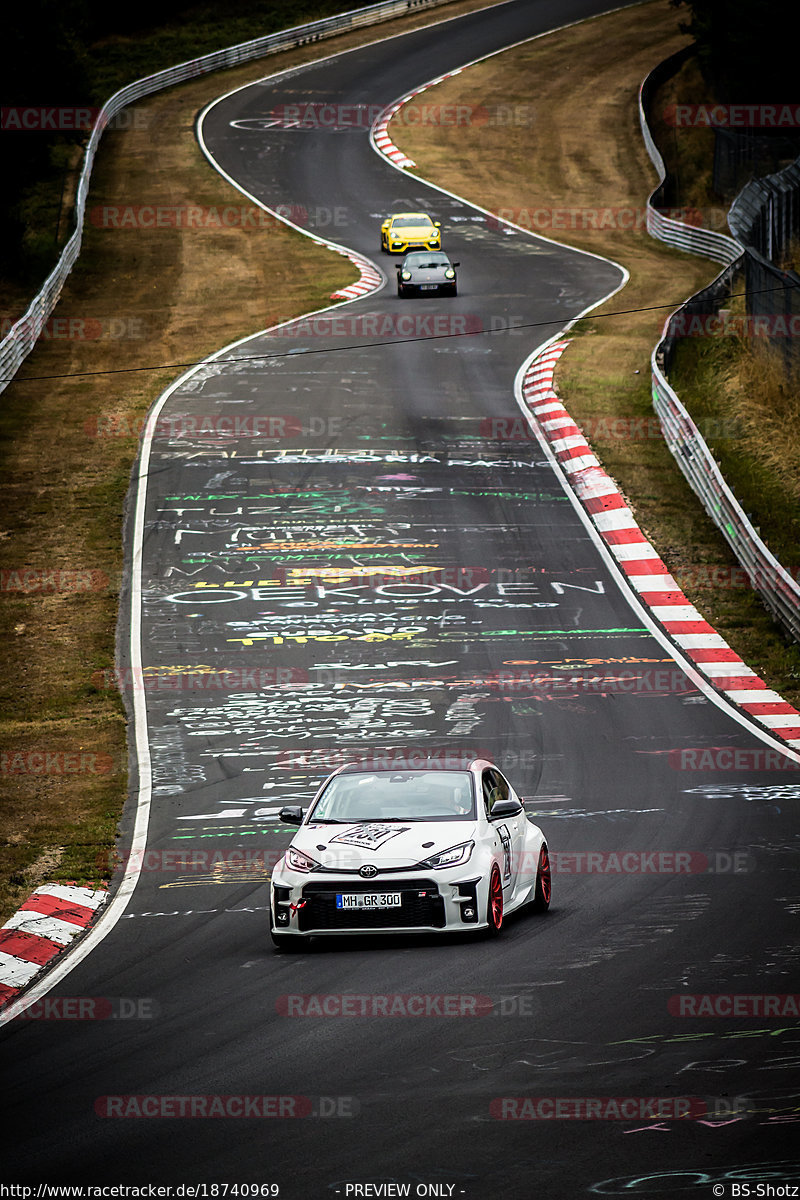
[359,864,379,879]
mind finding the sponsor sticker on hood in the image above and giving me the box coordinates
[329,823,412,851]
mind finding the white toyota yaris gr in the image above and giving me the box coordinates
[270,759,550,948]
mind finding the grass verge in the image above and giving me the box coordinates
[668,299,800,564]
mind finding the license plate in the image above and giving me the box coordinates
[420,284,438,290]
[336,893,403,910]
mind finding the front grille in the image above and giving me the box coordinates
[298,878,445,931]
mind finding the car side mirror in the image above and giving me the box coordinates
[489,798,523,819]
[434,221,441,227]
[279,806,305,825]
[451,262,460,267]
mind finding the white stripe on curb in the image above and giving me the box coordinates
[519,342,800,751]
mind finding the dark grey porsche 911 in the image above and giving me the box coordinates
[397,251,459,297]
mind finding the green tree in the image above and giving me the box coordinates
[671,0,798,100]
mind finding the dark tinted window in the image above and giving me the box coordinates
[482,768,509,814]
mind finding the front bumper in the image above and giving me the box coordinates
[271,872,483,936]
[401,279,456,293]
[387,237,441,254]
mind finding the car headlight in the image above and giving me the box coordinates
[285,846,319,873]
[421,841,474,869]
[401,271,412,280]
[444,268,455,279]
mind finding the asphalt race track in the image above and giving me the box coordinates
[2,1,800,1195]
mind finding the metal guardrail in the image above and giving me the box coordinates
[0,0,452,396]
[638,53,742,267]
[728,159,800,370]
[729,160,800,258]
[651,304,800,644]
[639,54,800,644]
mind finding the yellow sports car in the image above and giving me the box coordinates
[380,212,442,254]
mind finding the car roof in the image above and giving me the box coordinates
[332,760,485,776]
[390,212,433,221]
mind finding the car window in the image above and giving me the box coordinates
[482,768,509,815]
[310,770,476,822]
[404,254,448,269]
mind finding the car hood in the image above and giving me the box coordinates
[405,264,453,282]
[289,820,477,872]
[392,224,436,239]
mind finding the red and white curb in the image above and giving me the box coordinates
[330,247,383,299]
[522,341,800,749]
[371,68,465,170]
[0,883,108,1010]
[373,108,416,168]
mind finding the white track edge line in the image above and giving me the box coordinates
[0,0,729,1027]
[368,2,649,273]
[512,345,800,765]
[371,11,800,758]
[2,2,536,1023]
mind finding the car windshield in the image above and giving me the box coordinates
[392,216,432,228]
[405,253,449,269]
[309,770,475,823]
